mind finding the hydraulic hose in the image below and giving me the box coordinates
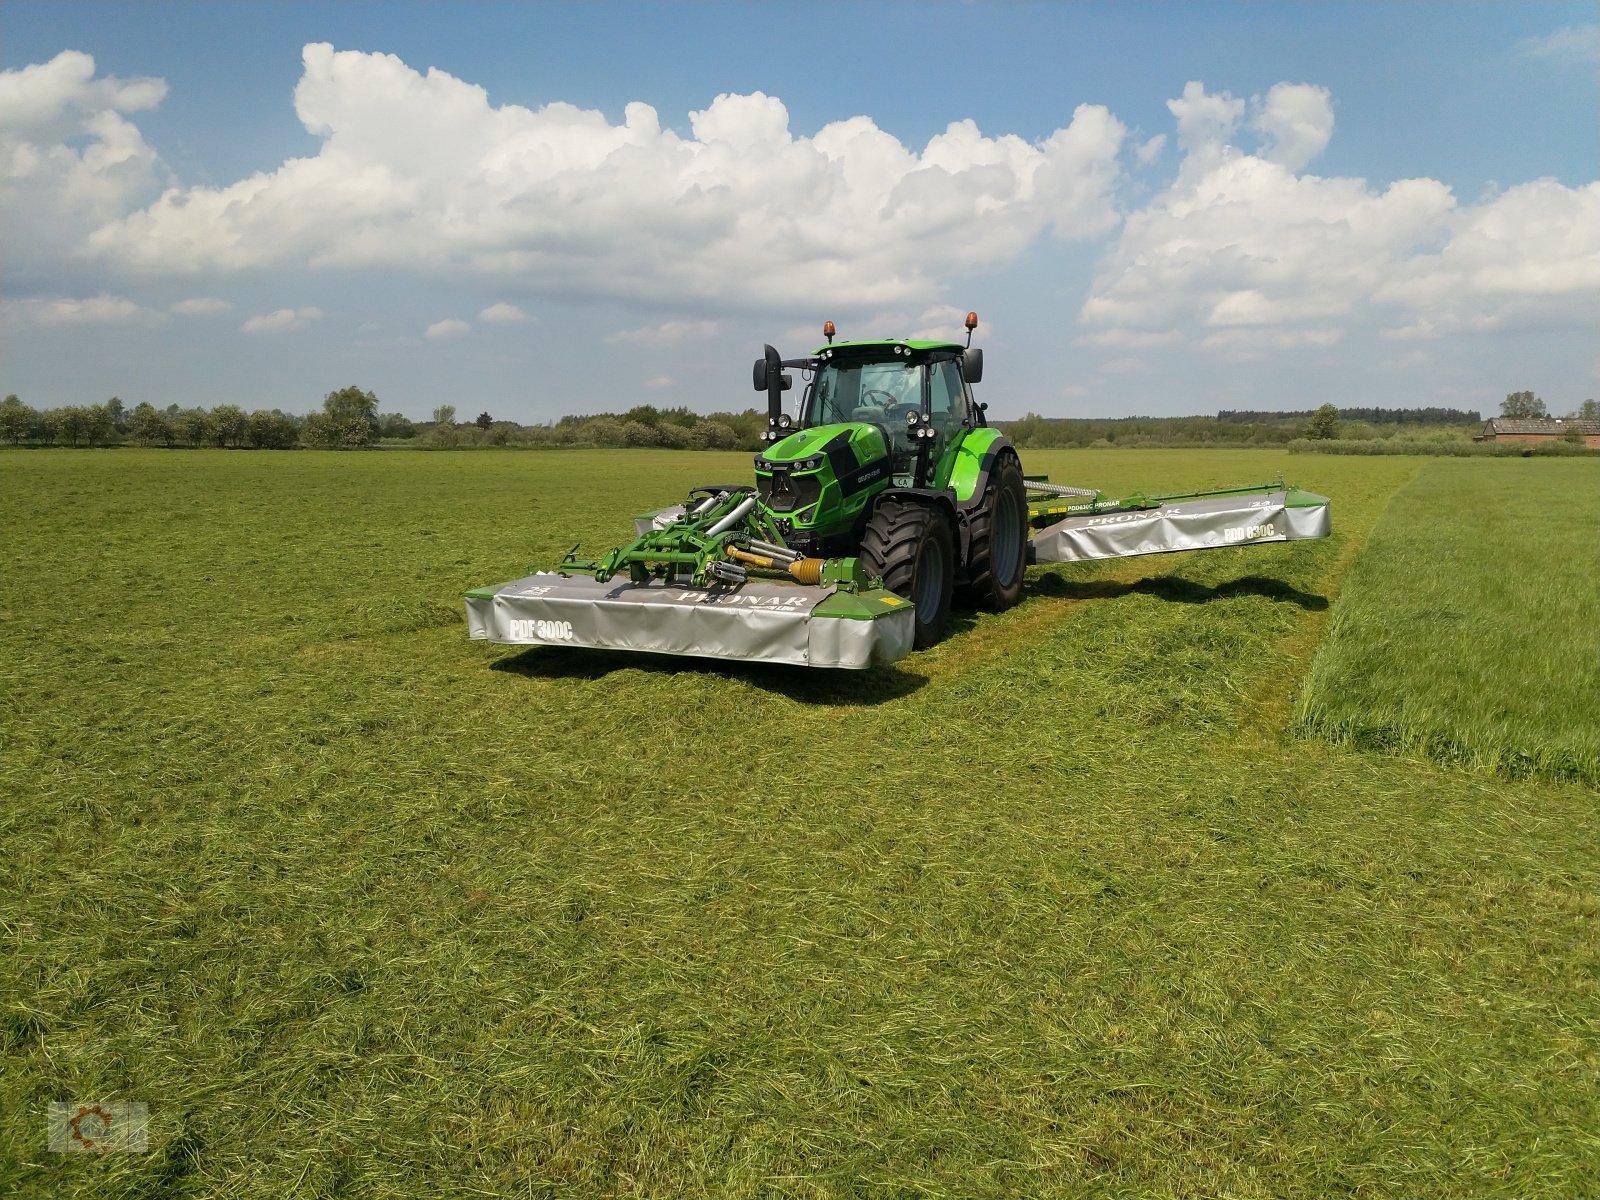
[725,546,826,585]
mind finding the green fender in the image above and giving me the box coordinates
[941,427,1018,505]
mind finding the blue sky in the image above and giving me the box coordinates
[3,1,1596,422]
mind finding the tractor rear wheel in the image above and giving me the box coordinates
[860,498,954,649]
[961,454,1028,611]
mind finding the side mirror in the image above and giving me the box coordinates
[779,372,792,392]
[752,357,768,392]
[963,348,983,384]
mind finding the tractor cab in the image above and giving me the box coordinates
[802,345,979,486]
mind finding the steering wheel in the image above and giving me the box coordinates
[860,388,898,411]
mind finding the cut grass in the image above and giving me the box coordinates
[1296,458,1600,785]
[3,449,1596,1198]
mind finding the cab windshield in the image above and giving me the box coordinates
[804,359,923,428]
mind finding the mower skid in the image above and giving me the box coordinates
[1029,486,1331,564]
[466,573,915,669]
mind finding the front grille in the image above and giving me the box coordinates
[757,469,822,515]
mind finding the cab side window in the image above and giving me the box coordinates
[928,360,969,434]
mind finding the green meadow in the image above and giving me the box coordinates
[3,448,1596,1198]
[1297,458,1600,786]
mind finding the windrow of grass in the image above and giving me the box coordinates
[1295,458,1600,785]
[4,449,1597,1198]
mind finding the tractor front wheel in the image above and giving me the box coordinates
[961,454,1028,611]
[861,498,954,649]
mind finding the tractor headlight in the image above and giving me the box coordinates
[795,455,824,471]
[777,413,793,429]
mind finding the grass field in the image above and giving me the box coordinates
[3,448,1597,1198]
[1296,459,1600,785]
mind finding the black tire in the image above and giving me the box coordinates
[860,498,954,649]
[961,454,1028,611]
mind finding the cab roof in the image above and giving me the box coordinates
[812,338,967,357]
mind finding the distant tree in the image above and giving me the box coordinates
[1561,420,1584,444]
[301,412,341,448]
[1304,403,1340,440]
[429,404,458,447]
[57,406,89,446]
[655,422,691,449]
[130,402,170,447]
[1578,399,1599,421]
[1500,391,1546,419]
[247,409,298,449]
[579,416,625,446]
[321,386,379,447]
[486,421,522,446]
[621,420,657,447]
[378,412,417,439]
[212,403,248,448]
[0,395,31,444]
[34,409,63,446]
[623,404,662,428]
[85,403,117,446]
[174,408,215,448]
[694,421,740,450]
[476,411,493,430]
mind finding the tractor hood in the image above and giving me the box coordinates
[752,422,894,539]
[758,421,889,469]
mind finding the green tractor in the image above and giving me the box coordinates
[467,315,1332,669]
[749,312,1025,648]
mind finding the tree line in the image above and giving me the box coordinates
[1217,406,1481,425]
[6,389,1591,453]
[0,389,415,450]
[0,391,771,452]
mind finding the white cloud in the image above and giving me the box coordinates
[0,51,169,285]
[1167,80,1245,161]
[425,317,470,339]
[477,302,527,323]
[240,306,323,334]
[84,43,1127,311]
[170,297,232,316]
[4,293,167,326]
[646,375,674,388]
[1081,81,1600,355]
[1249,83,1334,172]
[1076,328,1181,349]
[1518,24,1600,65]
[1134,134,1166,165]
[608,319,722,345]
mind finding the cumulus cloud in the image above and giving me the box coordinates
[1081,80,1600,354]
[240,307,324,334]
[477,302,527,323]
[608,319,722,345]
[425,317,470,339]
[1518,24,1600,65]
[84,43,1127,310]
[3,293,167,326]
[0,51,169,287]
[171,296,232,316]
[1250,83,1334,172]
[1134,134,1166,165]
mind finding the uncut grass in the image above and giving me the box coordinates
[1296,458,1600,785]
[4,449,1597,1198]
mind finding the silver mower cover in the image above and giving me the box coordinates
[466,573,916,669]
[1030,486,1330,564]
